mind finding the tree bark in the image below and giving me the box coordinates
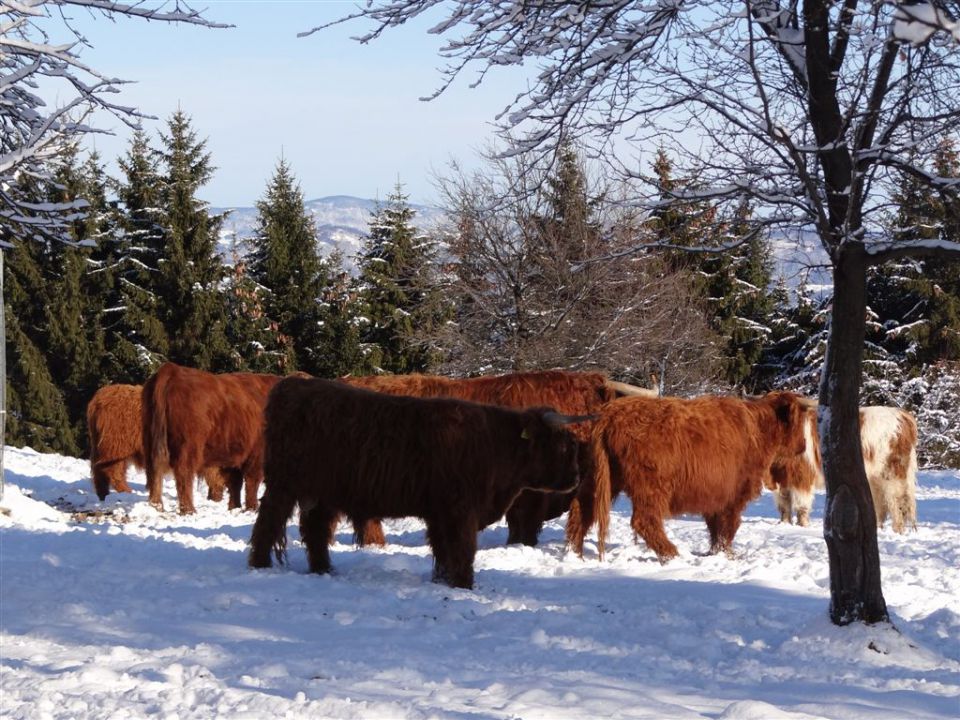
[818,243,889,625]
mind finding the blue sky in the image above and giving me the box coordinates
[62,2,528,207]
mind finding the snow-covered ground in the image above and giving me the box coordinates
[2,446,958,719]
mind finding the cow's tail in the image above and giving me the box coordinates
[593,428,613,561]
[248,485,296,568]
[142,366,172,507]
[87,404,108,500]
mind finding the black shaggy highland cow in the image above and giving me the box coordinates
[249,376,586,589]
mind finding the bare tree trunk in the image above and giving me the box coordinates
[818,243,889,625]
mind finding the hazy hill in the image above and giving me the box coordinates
[213,195,447,262]
[214,195,831,295]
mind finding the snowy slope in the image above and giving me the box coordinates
[1,446,957,719]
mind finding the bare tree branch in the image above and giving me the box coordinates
[1,0,228,246]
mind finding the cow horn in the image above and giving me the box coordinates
[542,411,598,428]
[798,396,819,409]
[605,379,659,398]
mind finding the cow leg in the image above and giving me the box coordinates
[713,508,743,557]
[173,465,196,515]
[900,486,917,532]
[243,472,262,512]
[566,440,598,556]
[775,486,793,524]
[630,504,678,562]
[110,460,132,494]
[427,515,478,589]
[356,519,387,547]
[204,468,226,502]
[221,469,243,510]
[146,468,164,511]
[300,505,336,574]
[328,513,342,545]
[793,487,813,527]
[565,497,589,556]
[868,477,887,529]
[888,485,905,534]
[506,491,545,547]
[705,513,722,553]
[249,486,298,568]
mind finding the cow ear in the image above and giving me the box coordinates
[775,397,800,426]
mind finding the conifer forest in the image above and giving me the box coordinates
[4,116,958,468]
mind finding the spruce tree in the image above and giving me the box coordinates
[154,110,232,370]
[355,183,449,374]
[649,151,776,387]
[246,159,320,373]
[113,128,170,377]
[867,137,960,381]
[42,148,111,450]
[3,206,78,453]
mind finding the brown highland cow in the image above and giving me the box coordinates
[577,391,811,562]
[141,363,288,514]
[87,383,229,504]
[249,376,586,589]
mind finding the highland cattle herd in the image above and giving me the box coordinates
[86,362,920,590]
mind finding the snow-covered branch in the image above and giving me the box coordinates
[1,0,227,246]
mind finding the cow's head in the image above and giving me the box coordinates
[518,409,595,493]
[762,391,812,462]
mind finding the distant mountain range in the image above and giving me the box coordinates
[212,195,447,263]
[213,194,831,296]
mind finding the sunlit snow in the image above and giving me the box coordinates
[1,446,958,719]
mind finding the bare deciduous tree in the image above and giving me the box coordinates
[426,147,722,390]
[313,1,960,624]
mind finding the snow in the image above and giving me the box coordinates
[2,445,959,719]
[892,2,960,46]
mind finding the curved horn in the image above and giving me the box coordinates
[542,411,599,428]
[605,379,659,398]
[798,396,819,409]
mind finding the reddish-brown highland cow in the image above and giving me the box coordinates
[576,391,811,562]
[87,383,230,504]
[769,405,917,533]
[342,371,655,547]
[249,376,585,589]
[142,363,288,514]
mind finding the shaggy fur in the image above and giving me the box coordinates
[141,363,286,514]
[88,384,145,500]
[766,407,823,527]
[249,377,582,589]
[581,391,809,562]
[771,406,918,533]
[88,383,230,504]
[342,370,625,546]
[863,407,919,533]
